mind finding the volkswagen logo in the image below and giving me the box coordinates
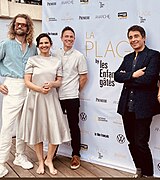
[157,163,160,171]
[80,112,87,121]
[117,134,125,144]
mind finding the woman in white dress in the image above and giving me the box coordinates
[18,33,71,175]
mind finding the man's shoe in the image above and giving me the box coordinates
[13,153,33,169]
[143,175,154,178]
[0,164,8,178]
[70,155,80,170]
[133,173,142,178]
[133,168,142,178]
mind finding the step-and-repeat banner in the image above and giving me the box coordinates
[1,0,160,177]
[42,0,160,176]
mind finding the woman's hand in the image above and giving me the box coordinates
[44,77,62,89]
[40,85,51,94]
[43,82,52,89]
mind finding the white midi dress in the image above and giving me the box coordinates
[18,55,71,145]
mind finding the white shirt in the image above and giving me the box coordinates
[55,48,88,100]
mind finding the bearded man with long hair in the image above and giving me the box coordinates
[0,14,37,177]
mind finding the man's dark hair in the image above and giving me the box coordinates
[61,26,75,37]
[127,25,146,38]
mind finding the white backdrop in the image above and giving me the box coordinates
[42,0,160,177]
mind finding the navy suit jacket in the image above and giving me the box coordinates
[114,46,160,119]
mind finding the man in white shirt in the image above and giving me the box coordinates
[57,26,88,170]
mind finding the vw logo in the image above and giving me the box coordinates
[80,112,87,121]
[157,163,160,171]
[117,134,125,144]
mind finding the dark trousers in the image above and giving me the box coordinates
[122,111,153,176]
[60,98,80,157]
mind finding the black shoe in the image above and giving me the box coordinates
[133,168,142,178]
[133,173,142,178]
[142,175,154,178]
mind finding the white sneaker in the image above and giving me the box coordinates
[0,164,8,178]
[13,153,33,169]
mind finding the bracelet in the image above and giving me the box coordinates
[158,95,160,98]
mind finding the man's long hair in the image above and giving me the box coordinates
[8,14,34,46]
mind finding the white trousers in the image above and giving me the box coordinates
[0,77,27,163]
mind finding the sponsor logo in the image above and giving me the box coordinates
[61,17,74,21]
[80,112,87,121]
[112,100,118,104]
[80,143,88,150]
[98,152,103,159]
[47,2,56,6]
[139,16,146,23]
[61,0,74,5]
[63,141,71,146]
[116,134,125,144]
[79,16,90,20]
[95,14,110,19]
[118,12,127,19]
[138,10,151,17]
[138,11,151,23]
[80,0,89,3]
[114,152,126,159]
[96,98,107,103]
[155,127,160,132]
[113,120,123,126]
[61,13,74,21]
[48,32,58,36]
[99,1,105,8]
[94,132,109,138]
[81,130,93,135]
[80,97,91,101]
[47,17,57,22]
[157,163,160,171]
[154,146,160,151]
[97,116,108,122]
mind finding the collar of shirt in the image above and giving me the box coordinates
[15,38,29,46]
[15,38,29,53]
[62,47,74,56]
[133,45,147,57]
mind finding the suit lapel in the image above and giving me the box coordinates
[126,52,135,72]
[134,47,148,70]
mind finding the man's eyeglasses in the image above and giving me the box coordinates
[14,22,27,28]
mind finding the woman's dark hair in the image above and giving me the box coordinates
[127,25,146,38]
[36,33,53,47]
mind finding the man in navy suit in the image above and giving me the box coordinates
[114,25,160,178]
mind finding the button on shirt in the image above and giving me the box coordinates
[0,39,37,78]
[56,48,88,100]
[127,54,138,112]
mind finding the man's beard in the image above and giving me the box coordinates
[15,29,27,36]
